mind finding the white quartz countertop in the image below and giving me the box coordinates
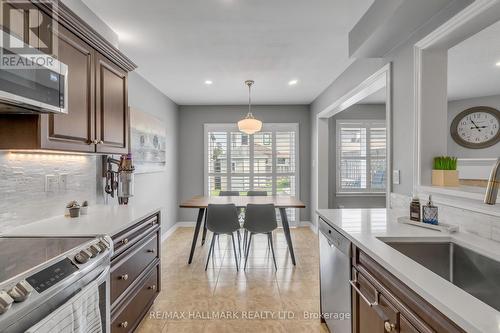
[1,203,161,237]
[317,208,500,333]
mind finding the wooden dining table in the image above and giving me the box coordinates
[179,195,306,265]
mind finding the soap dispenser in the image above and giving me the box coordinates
[422,195,438,225]
[410,194,421,222]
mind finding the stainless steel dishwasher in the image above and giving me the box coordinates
[319,217,351,333]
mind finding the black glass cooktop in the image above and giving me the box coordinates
[0,237,92,282]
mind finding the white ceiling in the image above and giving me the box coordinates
[448,19,500,101]
[82,0,374,105]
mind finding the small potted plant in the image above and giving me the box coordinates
[81,200,89,215]
[66,200,81,218]
[432,156,459,187]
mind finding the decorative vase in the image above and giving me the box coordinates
[69,207,81,218]
[431,170,459,187]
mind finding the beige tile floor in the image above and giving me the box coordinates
[136,227,328,333]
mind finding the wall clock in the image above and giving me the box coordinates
[450,106,500,149]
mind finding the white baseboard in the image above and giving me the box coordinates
[176,221,196,227]
[161,225,175,242]
[298,220,317,233]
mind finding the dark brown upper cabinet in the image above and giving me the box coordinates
[0,0,136,154]
[40,24,95,152]
[95,52,128,154]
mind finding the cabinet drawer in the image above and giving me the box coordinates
[111,265,159,333]
[111,232,158,304]
[113,214,159,258]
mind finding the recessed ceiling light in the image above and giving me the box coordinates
[205,80,213,85]
[288,79,298,86]
[496,62,500,67]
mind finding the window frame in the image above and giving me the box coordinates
[336,119,386,195]
[204,123,300,220]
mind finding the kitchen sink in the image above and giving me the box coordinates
[379,239,500,311]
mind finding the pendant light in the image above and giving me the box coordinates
[238,80,262,135]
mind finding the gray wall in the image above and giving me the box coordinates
[448,95,500,158]
[310,3,469,224]
[328,104,386,209]
[128,73,179,233]
[178,105,310,222]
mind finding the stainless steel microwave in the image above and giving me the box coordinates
[0,28,68,114]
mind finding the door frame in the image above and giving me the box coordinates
[314,63,392,223]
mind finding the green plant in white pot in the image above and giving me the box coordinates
[432,156,459,187]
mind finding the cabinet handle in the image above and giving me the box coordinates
[349,279,378,307]
[119,321,128,328]
[119,274,129,281]
[147,249,155,253]
[384,321,396,332]
[121,238,129,245]
[98,140,104,144]
[148,284,156,290]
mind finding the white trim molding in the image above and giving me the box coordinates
[315,63,392,210]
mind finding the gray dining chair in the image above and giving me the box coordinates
[247,191,268,196]
[243,203,278,270]
[220,191,243,250]
[201,191,241,246]
[205,204,241,271]
[244,190,268,252]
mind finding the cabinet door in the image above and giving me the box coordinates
[95,52,129,154]
[40,25,95,152]
[400,316,420,333]
[353,272,399,333]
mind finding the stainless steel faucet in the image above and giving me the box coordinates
[484,158,500,205]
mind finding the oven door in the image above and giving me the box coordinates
[2,265,110,333]
[97,266,111,333]
[0,28,68,114]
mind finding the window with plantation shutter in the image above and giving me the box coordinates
[336,120,386,194]
[205,123,299,222]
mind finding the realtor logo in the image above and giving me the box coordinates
[0,0,58,70]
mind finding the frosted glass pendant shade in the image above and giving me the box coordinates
[238,115,262,135]
[238,80,262,135]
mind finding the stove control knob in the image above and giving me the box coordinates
[97,241,109,252]
[90,244,101,254]
[74,250,90,264]
[87,246,98,258]
[8,280,33,302]
[0,291,14,314]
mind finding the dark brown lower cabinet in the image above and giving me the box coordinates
[110,212,161,333]
[352,245,465,333]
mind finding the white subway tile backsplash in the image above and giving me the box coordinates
[391,192,500,242]
[0,152,98,232]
